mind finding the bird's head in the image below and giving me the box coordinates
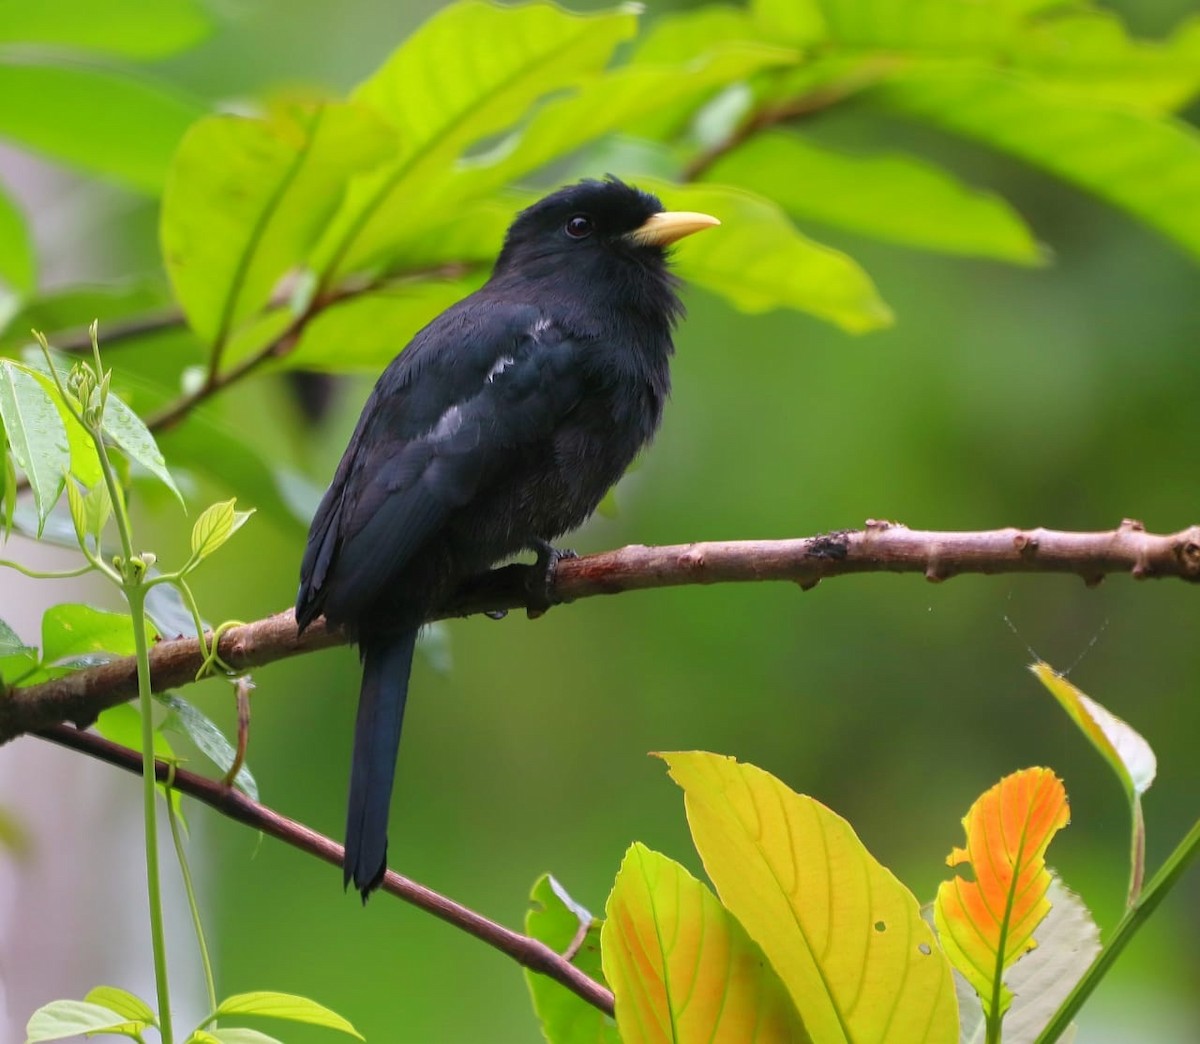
[492,176,719,282]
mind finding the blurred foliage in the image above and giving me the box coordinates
[1,0,1198,1040]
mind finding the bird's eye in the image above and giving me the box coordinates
[565,214,593,239]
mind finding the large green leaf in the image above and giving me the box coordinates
[286,279,483,372]
[0,189,34,295]
[455,45,796,198]
[878,70,1200,263]
[706,129,1042,263]
[25,999,145,1042]
[1007,9,1200,110]
[315,1,638,279]
[525,874,618,1044]
[158,692,259,800]
[161,103,396,348]
[0,0,210,59]
[41,603,150,666]
[755,0,1037,51]
[102,388,183,503]
[639,180,892,332]
[0,63,202,193]
[0,281,173,349]
[0,359,68,529]
[210,993,361,1039]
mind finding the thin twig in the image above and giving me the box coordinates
[35,724,615,1017]
[4,521,1198,744]
[50,310,187,353]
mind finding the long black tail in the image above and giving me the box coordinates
[345,629,417,900]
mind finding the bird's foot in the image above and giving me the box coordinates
[195,619,246,681]
[526,540,577,618]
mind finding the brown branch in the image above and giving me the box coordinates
[51,309,188,353]
[680,57,901,182]
[36,723,615,1017]
[145,263,480,435]
[4,520,1198,745]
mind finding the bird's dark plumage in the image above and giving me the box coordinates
[296,177,717,898]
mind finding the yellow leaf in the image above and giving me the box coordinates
[934,768,1070,1025]
[1029,662,1156,802]
[661,751,957,1043]
[601,843,810,1043]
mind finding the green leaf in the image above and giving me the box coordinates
[706,130,1044,263]
[189,498,254,563]
[0,281,173,349]
[287,279,482,372]
[64,476,87,547]
[0,617,33,657]
[0,63,202,193]
[161,102,396,347]
[24,999,144,1041]
[94,703,184,820]
[193,1030,286,1044]
[1030,663,1155,803]
[94,700,175,758]
[640,180,893,331]
[316,0,639,277]
[82,481,112,540]
[3,432,16,536]
[751,0,825,44]
[101,388,183,504]
[449,45,797,202]
[1008,9,1200,111]
[20,365,104,488]
[1030,661,1156,902]
[156,403,308,528]
[601,843,812,1043]
[635,6,770,64]
[0,0,210,59]
[771,0,1030,50]
[158,691,259,800]
[212,993,363,1039]
[42,603,150,666]
[0,617,41,687]
[525,874,618,1044]
[0,188,35,295]
[0,359,69,531]
[878,70,1200,263]
[83,986,157,1026]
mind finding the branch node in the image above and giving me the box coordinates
[797,577,821,592]
[1120,517,1146,532]
[1013,531,1039,556]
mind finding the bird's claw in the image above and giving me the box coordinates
[195,619,245,681]
[526,540,576,617]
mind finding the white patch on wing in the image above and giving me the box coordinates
[530,317,552,341]
[486,355,515,383]
[431,403,463,440]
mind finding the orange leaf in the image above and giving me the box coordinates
[934,768,1070,1025]
[601,843,810,1043]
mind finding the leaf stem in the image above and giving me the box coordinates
[166,775,218,1018]
[1035,818,1200,1043]
[0,558,96,580]
[127,585,175,1044]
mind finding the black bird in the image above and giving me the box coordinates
[295,177,718,898]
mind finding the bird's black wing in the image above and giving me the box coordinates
[296,302,587,628]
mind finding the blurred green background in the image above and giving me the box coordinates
[4,0,1198,1040]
